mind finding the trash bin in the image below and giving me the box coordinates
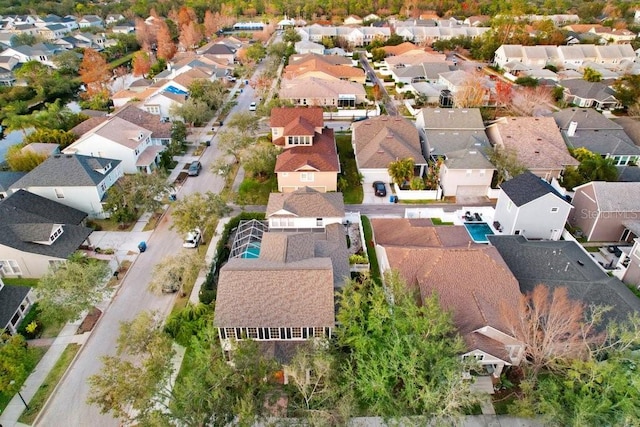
[169,194,177,201]
[389,195,395,203]
[138,241,147,253]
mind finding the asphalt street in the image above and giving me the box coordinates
[37,58,270,427]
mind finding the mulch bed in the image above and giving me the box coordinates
[76,307,102,334]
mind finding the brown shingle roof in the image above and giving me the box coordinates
[352,115,427,168]
[266,187,345,218]
[371,218,522,358]
[172,68,211,88]
[113,104,172,139]
[275,128,339,173]
[270,107,323,128]
[70,116,108,137]
[488,117,579,170]
[214,257,335,328]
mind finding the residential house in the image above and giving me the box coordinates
[265,187,345,230]
[112,22,135,34]
[112,105,173,146]
[384,50,447,67]
[64,117,162,174]
[493,172,572,240]
[59,15,78,31]
[390,61,453,85]
[551,108,640,166]
[105,14,125,26]
[343,15,363,25]
[197,43,236,64]
[0,276,34,334]
[416,108,495,198]
[558,79,621,110]
[79,15,103,28]
[489,234,640,324]
[0,172,26,200]
[279,77,366,107]
[372,218,525,380]
[464,15,491,26]
[2,43,60,66]
[141,90,187,121]
[37,23,69,40]
[7,23,39,36]
[352,115,428,185]
[486,116,579,181]
[622,238,640,286]
[570,181,640,242]
[0,189,93,278]
[214,189,349,359]
[9,154,123,218]
[296,25,390,47]
[438,70,494,107]
[270,107,339,192]
[283,53,365,83]
[0,33,17,48]
[294,40,325,55]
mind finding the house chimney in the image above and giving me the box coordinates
[567,121,578,137]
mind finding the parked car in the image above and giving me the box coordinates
[162,270,182,293]
[249,102,257,111]
[183,228,202,248]
[372,181,387,197]
[188,161,201,176]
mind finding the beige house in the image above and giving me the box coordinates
[486,116,579,181]
[283,54,365,84]
[372,218,525,382]
[351,115,428,185]
[271,107,340,192]
[570,181,640,242]
[279,77,367,107]
[265,187,345,230]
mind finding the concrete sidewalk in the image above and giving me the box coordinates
[189,217,231,304]
[0,322,89,427]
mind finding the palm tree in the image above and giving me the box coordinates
[579,155,618,182]
[388,158,415,188]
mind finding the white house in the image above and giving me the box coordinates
[493,172,572,241]
[0,276,34,334]
[64,117,164,174]
[265,187,345,230]
[9,154,123,219]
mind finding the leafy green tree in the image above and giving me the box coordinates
[371,47,386,63]
[612,74,640,107]
[170,98,213,126]
[188,79,226,111]
[336,272,480,419]
[24,129,77,148]
[582,67,602,82]
[0,334,38,397]
[561,148,618,190]
[170,191,231,236]
[149,58,167,79]
[245,42,267,63]
[52,50,82,75]
[488,146,527,187]
[2,112,34,136]
[37,253,111,325]
[87,311,176,424]
[5,144,48,172]
[387,157,415,187]
[283,27,301,43]
[103,172,172,226]
[242,142,279,180]
[147,251,206,295]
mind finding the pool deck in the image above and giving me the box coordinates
[405,207,504,237]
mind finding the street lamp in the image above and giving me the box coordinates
[9,380,29,410]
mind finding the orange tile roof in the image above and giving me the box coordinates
[382,42,421,56]
[270,107,323,128]
[275,128,339,172]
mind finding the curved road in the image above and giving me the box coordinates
[37,58,270,427]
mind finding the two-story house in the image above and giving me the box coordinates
[0,276,34,334]
[9,154,123,218]
[64,117,163,174]
[271,107,340,192]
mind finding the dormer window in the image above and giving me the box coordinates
[49,225,63,243]
[287,135,312,145]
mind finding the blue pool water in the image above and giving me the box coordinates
[464,222,494,243]
[241,243,261,259]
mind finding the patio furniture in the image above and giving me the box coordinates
[474,213,483,222]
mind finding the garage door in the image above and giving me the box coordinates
[456,185,487,197]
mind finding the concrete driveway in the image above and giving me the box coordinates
[362,181,394,204]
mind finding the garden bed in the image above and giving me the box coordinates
[76,307,102,334]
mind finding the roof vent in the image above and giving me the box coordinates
[66,154,73,158]
[54,154,61,158]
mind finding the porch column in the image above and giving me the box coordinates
[419,164,426,177]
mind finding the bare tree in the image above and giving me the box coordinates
[504,284,607,376]
[510,86,554,116]
[453,72,487,108]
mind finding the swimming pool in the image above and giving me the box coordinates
[464,222,494,243]
[241,242,261,259]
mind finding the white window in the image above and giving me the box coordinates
[281,172,289,177]
[54,188,64,199]
[551,207,559,213]
[507,200,512,212]
[301,172,314,182]
[0,260,22,275]
[49,226,63,242]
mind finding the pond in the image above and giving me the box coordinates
[0,127,33,163]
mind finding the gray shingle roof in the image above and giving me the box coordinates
[0,190,92,259]
[426,130,494,170]
[266,187,345,218]
[488,235,640,326]
[418,107,485,130]
[0,171,27,192]
[588,181,640,212]
[0,284,30,330]
[500,172,568,207]
[10,154,120,188]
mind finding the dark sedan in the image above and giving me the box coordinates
[372,181,387,197]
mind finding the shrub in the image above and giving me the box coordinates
[349,254,368,264]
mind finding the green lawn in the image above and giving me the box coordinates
[235,175,277,205]
[18,344,80,425]
[335,133,363,204]
[0,346,48,413]
[1,278,39,287]
[108,52,135,69]
[431,218,454,226]
[361,215,381,284]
